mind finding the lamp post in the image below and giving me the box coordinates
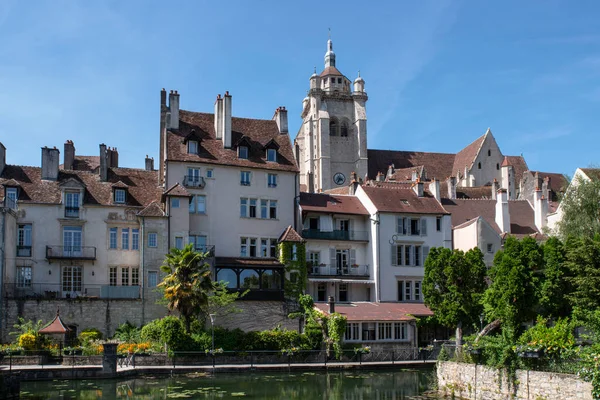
[479,313,485,332]
[209,314,216,370]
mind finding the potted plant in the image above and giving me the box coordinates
[515,344,543,358]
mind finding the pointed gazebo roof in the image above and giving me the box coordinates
[39,310,70,334]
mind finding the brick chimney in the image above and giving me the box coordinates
[376,172,385,182]
[0,142,6,176]
[328,296,335,313]
[168,90,180,130]
[223,91,232,148]
[99,144,108,182]
[63,140,75,170]
[534,188,548,232]
[349,171,359,195]
[273,106,288,134]
[495,188,511,233]
[41,146,60,180]
[446,176,457,200]
[386,164,394,180]
[106,147,119,168]
[145,155,154,171]
[214,94,223,140]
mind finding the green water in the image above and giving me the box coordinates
[20,369,436,399]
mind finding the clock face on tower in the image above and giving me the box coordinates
[333,172,346,186]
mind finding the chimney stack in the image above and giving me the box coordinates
[428,179,441,202]
[491,179,500,200]
[447,176,457,200]
[214,94,223,140]
[386,164,394,180]
[145,155,154,171]
[273,106,288,134]
[534,188,548,232]
[63,140,75,170]
[223,91,232,148]
[349,171,359,195]
[168,90,180,130]
[328,296,335,314]
[376,172,385,182]
[106,147,119,168]
[495,188,511,233]
[413,179,424,197]
[160,88,167,107]
[41,146,60,180]
[0,142,6,176]
[99,144,108,182]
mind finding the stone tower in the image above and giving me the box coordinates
[294,38,368,193]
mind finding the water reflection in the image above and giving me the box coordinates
[20,369,435,399]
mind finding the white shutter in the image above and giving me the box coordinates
[329,248,336,267]
[350,249,356,266]
[409,245,414,266]
[421,218,427,236]
[391,245,398,266]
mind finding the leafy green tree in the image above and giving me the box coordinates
[556,175,600,239]
[538,237,571,318]
[423,247,487,347]
[565,235,600,311]
[159,243,215,332]
[483,236,542,341]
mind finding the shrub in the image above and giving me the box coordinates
[517,317,575,358]
[113,321,141,342]
[79,328,103,344]
[18,333,37,351]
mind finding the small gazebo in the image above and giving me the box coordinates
[39,309,71,348]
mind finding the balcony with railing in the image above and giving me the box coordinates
[183,176,206,188]
[301,229,369,241]
[64,206,80,218]
[17,245,32,257]
[46,246,96,261]
[307,263,370,278]
[3,283,140,300]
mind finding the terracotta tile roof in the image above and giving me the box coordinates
[167,110,298,173]
[39,312,70,334]
[215,257,284,267]
[299,193,370,216]
[320,66,344,77]
[501,156,510,167]
[452,133,486,177]
[361,186,449,214]
[441,198,538,236]
[163,183,191,197]
[314,302,433,321]
[507,155,529,184]
[278,225,304,243]
[73,156,100,172]
[388,166,424,181]
[580,168,600,181]
[322,186,350,195]
[137,201,166,217]
[526,171,568,212]
[438,182,494,199]
[0,165,161,208]
[367,149,455,181]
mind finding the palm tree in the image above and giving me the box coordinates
[159,243,215,332]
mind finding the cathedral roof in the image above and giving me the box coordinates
[320,66,345,77]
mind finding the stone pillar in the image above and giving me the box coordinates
[102,343,118,375]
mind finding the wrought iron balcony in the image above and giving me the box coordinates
[64,206,80,218]
[3,283,140,299]
[307,263,370,277]
[16,245,32,257]
[301,229,369,241]
[46,245,96,261]
[183,176,205,188]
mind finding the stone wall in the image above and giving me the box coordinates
[437,361,593,400]
[216,301,298,332]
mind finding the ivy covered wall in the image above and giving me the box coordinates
[279,241,307,300]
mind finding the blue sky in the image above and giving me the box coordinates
[1,1,599,176]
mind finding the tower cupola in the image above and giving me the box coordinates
[309,67,320,90]
[324,39,336,68]
[353,71,365,93]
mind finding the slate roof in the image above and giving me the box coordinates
[441,198,539,236]
[314,302,433,321]
[299,193,370,216]
[361,185,449,214]
[0,165,161,207]
[167,110,298,173]
[278,225,304,243]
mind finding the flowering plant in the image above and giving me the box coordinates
[281,347,300,356]
[205,348,224,355]
[354,346,371,354]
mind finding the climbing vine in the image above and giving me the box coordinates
[278,242,307,301]
[326,313,347,359]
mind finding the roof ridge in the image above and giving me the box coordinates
[180,109,278,124]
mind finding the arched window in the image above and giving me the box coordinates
[329,118,339,136]
[478,162,482,169]
[340,121,349,137]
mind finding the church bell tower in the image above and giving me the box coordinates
[294,38,368,193]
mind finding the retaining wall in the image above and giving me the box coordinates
[437,361,593,400]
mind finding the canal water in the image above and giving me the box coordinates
[20,368,437,399]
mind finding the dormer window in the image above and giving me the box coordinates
[239,146,249,159]
[5,187,17,209]
[114,189,126,204]
[64,191,80,218]
[267,149,277,162]
[188,140,198,154]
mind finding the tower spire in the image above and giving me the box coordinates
[325,29,336,68]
